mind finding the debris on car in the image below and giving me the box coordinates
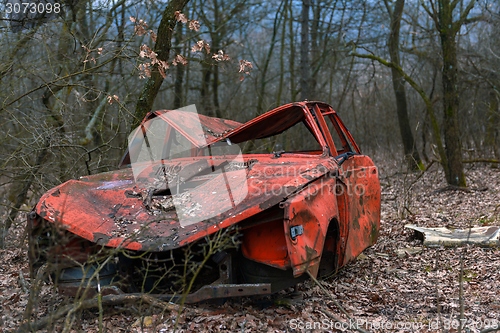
[28,101,381,303]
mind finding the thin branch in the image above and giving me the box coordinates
[81,97,109,145]
[453,0,477,33]
[382,0,393,18]
[351,52,448,170]
[0,55,120,114]
[421,0,439,29]
[17,294,180,333]
[463,158,499,164]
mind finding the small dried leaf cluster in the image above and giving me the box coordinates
[172,54,188,66]
[131,13,252,80]
[131,16,190,79]
[174,11,200,32]
[191,40,211,54]
[137,44,177,79]
[238,59,253,74]
[106,95,119,105]
[212,50,230,62]
[81,44,104,65]
[238,59,253,80]
[129,16,157,41]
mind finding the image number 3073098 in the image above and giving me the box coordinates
[6,0,63,32]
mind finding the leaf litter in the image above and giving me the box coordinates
[1,160,499,332]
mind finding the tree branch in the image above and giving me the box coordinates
[453,0,477,33]
[132,0,190,130]
[17,293,180,333]
[351,52,448,169]
[421,0,439,30]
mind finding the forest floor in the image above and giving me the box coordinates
[1,158,500,332]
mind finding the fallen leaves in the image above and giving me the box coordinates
[1,162,499,332]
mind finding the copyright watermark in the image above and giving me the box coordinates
[288,317,500,331]
[289,318,425,331]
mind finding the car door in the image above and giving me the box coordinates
[314,104,381,267]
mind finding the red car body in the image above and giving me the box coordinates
[28,101,380,302]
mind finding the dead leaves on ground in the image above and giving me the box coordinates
[1,162,499,332]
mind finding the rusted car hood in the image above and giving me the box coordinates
[36,156,337,252]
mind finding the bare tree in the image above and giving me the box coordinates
[384,0,423,170]
[300,0,311,100]
[354,0,482,186]
[421,0,478,186]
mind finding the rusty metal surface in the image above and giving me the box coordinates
[100,284,273,304]
[282,177,339,277]
[338,156,381,265]
[35,156,335,251]
[171,283,272,303]
[57,283,273,303]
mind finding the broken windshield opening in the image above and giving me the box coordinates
[238,120,322,154]
[126,111,249,228]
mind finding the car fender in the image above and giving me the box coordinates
[282,175,339,278]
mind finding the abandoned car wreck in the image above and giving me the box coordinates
[28,101,381,303]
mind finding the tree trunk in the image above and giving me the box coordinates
[289,1,297,101]
[309,0,320,100]
[211,0,221,118]
[486,89,499,160]
[387,0,423,170]
[173,24,184,109]
[438,0,466,186]
[257,1,284,115]
[300,0,310,101]
[132,0,190,130]
[200,52,213,116]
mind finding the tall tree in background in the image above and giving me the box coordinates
[354,0,480,186]
[384,0,423,170]
[300,0,311,100]
[422,0,477,186]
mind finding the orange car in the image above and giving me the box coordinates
[28,101,380,302]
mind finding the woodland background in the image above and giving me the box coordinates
[0,0,499,332]
[1,0,499,240]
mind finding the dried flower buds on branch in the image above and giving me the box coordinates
[129,16,148,36]
[131,14,250,80]
[238,60,253,74]
[130,16,157,41]
[238,59,253,80]
[174,11,188,24]
[212,50,230,62]
[191,40,211,54]
[172,54,188,66]
[138,63,151,79]
[175,11,200,32]
[138,44,171,79]
[188,20,200,32]
[132,16,188,79]
[107,95,120,105]
[81,44,98,64]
